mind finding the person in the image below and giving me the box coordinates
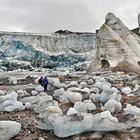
[38,76,43,87]
[42,76,48,92]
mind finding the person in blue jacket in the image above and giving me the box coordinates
[42,76,48,92]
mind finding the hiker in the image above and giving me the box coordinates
[42,76,48,92]
[38,76,43,87]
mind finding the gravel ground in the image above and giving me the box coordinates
[0,71,140,140]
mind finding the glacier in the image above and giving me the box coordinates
[0,31,96,70]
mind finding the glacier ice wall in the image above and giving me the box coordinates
[0,31,96,70]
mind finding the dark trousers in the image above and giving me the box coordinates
[44,85,47,92]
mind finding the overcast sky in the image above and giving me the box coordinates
[0,0,140,33]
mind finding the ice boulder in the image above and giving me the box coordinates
[87,78,94,85]
[65,81,78,89]
[25,102,34,110]
[122,87,132,95]
[53,82,65,89]
[123,104,140,117]
[54,88,65,97]
[91,111,127,131]
[67,91,82,104]
[79,81,87,89]
[48,77,60,85]
[9,77,17,85]
[35,85,44,92]
[0,90,5,96]
[53,113,93,137]
[90,93,101,102]
[4,101,25,112]
[36,106,63,130]
[67,107,78,116]
[17,90,28,97]
[94,82,103,90]
[74,101,96,112]
[0,121,21,140]
[101,99,122,113]
[31,90,39,96]
[90,87,100,94]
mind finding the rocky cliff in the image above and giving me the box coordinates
[0,31,96,70]
[89,13,140,74]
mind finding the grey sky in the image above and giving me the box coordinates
[0,0,139,33]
